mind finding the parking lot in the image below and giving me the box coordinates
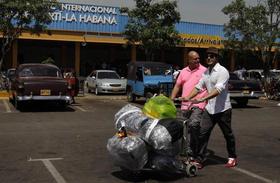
[0,95,279,183]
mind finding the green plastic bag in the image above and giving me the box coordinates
[142,95,177,119]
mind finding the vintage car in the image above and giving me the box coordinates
[84,69,127,95]
[126,61,174,102]
[229,73,265,106]
[9,63,71,109]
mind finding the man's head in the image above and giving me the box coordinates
[187,51,200,70]
[206,47,219,67]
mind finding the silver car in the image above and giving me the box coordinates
[85,70,127,95]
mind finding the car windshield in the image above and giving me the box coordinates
[144,65,171,76]
[7,69,16,78]
[98,71,120,79]
[19,66,62,77]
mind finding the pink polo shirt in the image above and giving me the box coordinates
[176,64,208,110]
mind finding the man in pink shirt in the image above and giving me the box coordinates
[171,51,207,161]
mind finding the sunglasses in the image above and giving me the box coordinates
[207,54,216,59]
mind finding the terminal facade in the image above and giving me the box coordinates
[2,2,277,76]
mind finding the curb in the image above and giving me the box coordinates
[0,92,127,101]
[0,90,9,98]
[78,94,127,100]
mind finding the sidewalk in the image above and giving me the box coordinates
[0,90,9,99]
[78,93,127,100]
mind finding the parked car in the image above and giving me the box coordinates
[126,61,174,102]
[9,64,71,110]
[84,70,127,95]
[228,73,265,106]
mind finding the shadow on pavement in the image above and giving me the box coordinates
[112,169,187,182]
[16,102,76,112]
[203,149,227,167]
[231,103,261,109]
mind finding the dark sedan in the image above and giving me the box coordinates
[9,63,71,110]
[229,73,265,106]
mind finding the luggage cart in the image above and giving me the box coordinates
[108,102,198,177]
[174,99,199,176]
[116,124,198,177]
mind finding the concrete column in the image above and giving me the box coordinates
[183,47,188,66]
[61,44,67,68]
[273,56,279,69]
[12,40,18,68]
[229,50,235,72]
[110,46,116,64]
[131,45,136,62]
[75,42,80,76]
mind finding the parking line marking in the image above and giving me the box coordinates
[209,158,276,183]
[73,105,87,112]
[3,100,11,113]
[233,167,277,183]
[28,157,66,183]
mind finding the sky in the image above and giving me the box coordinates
[59,0,258,25]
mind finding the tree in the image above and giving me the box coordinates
[0,0,58,70]
[41,56,55,65]
[222,0,280,74]
[121,0,183,61]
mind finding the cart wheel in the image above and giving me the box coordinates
[185,163,197,177]
[127,88,136,102]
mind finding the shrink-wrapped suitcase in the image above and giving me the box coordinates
[114,104,183,156]
[114,104,148,133]
[107,134,148,171]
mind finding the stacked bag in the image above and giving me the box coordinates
[107,95,185,173]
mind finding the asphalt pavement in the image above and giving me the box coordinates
[0,95,279,183]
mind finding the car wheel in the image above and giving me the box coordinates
[127,88,136,102]
[14,99,23,110]
[95,87,99,95]
[236,98,248,107]
[145,92,154,101]
[84,83,89,93]
[58,101,67,109]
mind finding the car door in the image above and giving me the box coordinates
[93,71,98,89]
[134,67,145,96]
[87,71,96,89]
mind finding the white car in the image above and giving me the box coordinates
[85,70,127,95]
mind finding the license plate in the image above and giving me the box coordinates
[40,89,51,96]
[243,90,250,94]
[112,88,119,91]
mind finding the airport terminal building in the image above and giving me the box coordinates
[3,2,275,76]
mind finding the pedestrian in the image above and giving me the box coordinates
[144,67,151,75]
[183,47,237,169]
[65,71,78,104]
[170,51,207,161]
[172,65,181,80]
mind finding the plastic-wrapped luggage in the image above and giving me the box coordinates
[142,95,177,119]
[114,104,183,155]
[107,134,148,171]
[139,118,183,156]
[114,104,148,133]
[108,97,188,174]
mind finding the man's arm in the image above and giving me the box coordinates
[181,87,199,101]
[170,84,181,100]
[194,88,219,103]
